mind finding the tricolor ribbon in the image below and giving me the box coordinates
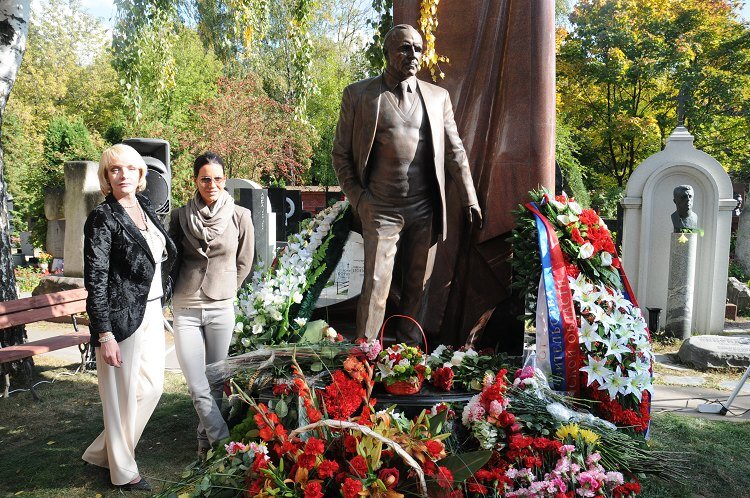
[526,202,581,395]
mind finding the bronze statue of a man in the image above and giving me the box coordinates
[671,185,698,232]
[332,24,482,344]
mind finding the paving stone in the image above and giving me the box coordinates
[678,335,750,369]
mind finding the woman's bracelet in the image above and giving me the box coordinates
[99,332,115,344]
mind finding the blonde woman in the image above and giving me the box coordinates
[82,143,176,491]
[169,151,254,457]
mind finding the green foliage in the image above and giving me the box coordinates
[13,266,46,293]
[43,117,99,178]
[727,259,748,281]
[558,0,750,188]
[364,0,392,75]
[3,0,112,248]
[556,122,590,207]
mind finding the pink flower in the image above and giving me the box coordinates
[489,399,505,418]
[224,441,248,455]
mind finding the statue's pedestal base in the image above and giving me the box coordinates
[665,232,698,339]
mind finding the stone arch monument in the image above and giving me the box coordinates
[621,126,736,334]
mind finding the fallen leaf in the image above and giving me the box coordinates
[46,441,55,445]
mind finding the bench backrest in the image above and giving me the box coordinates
[0,288,88,329]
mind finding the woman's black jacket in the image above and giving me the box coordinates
[83,193,177,346]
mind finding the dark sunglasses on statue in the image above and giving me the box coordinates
[199,176,226,185]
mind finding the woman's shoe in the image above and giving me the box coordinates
[117,476,152,492]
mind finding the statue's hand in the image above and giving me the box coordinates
[466,204,483,229]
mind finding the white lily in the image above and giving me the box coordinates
[600,366,629,399]
[580,355,610,387]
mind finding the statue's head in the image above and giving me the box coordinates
[673,185,694,216]
[383,24,423,81]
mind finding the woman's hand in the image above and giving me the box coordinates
[100,339,122,367]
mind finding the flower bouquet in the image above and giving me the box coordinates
[233,201,351,353]
[427,345,509,392]
[375,343,432,395]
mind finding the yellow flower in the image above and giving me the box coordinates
[578,428,600,446]
[678,233,688,243]
[556,423,580,440]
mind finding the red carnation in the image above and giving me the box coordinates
[435,466,454,489]
[571,227,585,245]
[425,439,446,459]
[349,455,368,477]
[323,370,365,420]
[431,366,454,391]
[304,481,324,498]
[317,459,339,479]
[297,452,317,470]
[304,437,325,456]
[342,478,363,498]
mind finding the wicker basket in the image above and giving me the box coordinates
[379,315,429,395]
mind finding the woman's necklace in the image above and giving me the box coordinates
[137,203,148,232]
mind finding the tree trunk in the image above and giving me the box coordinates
[0,0,31,396]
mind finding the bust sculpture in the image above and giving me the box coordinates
[671,185,699,232]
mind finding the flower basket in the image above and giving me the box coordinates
[378,314,429,395]
[384,372,424,395]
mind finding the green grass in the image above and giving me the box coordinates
[640,414,750,498]
[0,357,196,497]
[2,358,750,497]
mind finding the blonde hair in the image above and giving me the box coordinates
[97,144,148,195]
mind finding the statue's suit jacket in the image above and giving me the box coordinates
[332,74,479,241]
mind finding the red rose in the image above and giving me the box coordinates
[341,478,363,498]
[377,467,400,489]
[431,366,454,391]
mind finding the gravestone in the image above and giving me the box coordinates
[621,126,735,334]
[678,335,750,369]
[735,206,750,274]
[44,187,65,258]
[232,184,275,271]
[315,232,365,307]
[62,161,104,277]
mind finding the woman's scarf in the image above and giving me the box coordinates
[183,189,234,244]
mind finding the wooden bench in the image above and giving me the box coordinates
[0,288,90,399]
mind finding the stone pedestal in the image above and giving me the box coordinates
[63,161,104,277]
[665,232,697,339]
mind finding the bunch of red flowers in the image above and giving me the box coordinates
[321,370,365,420]
[586,384,651,433]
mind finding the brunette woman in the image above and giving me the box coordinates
[169,152,254,457]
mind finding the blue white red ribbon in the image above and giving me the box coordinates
[526,202,581,395]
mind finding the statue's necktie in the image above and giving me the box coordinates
[398,80,411,112]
